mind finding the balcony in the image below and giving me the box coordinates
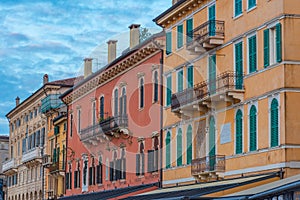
[187,20,225,53]
[48,162,65,175]
[41,94,63,113]
[2,159,17,174]
[171,71,244,114]
[80,115,128,142]
[22,147,42,164]
[42,155,52,167]
[191,155,225,180]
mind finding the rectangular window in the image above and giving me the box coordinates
[235,0,242,16]
[248,34,257,73]
[77,110,81,133]
[166,75,172,106]
[166,32,172,55]
[186,18,193,44]
[264,29,270,67]
[177,69,183,92]
[187,66,194,88]
[177,24,183,49]
[235,41,244,89]
[248,0,256,10]
[264,23,282,67]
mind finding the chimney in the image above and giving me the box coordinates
[129,24,141,49]
[43,74,49,85]
[107,40,117,64]
[84,58,93,78]
[15,96,20,107]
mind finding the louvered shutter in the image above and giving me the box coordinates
[264,29,270,67]
[177,25,183,49]
[276,23,282,62]
[186,18,193,43]
[271,99,279,147]
[166,32,172,55]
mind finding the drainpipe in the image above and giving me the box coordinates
[159,49,164,188]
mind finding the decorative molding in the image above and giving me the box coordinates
[119,81,127,88]
[152,64,160,71]
[137,137,145,142]
[151,131,159,138]
[137,72,145,79]
[76,105,81,109]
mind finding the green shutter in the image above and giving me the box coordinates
[177,129,183,166]
[209,117,216,171]
[248,0,256,9]
[249,106,257,151]
[236,110,243,154]
[166,132,171,169]
[235,42,243,89]
[166,32,172,55]
[235,0,242,16]
[249,35,257,73]
[187,66,194,88]
[276,23,282,63]
[186,18,193,44]
[271,99,279,147]
[186,125,193,165]
[166,76,172,106]
[53,148,57,163]
[177,70,183,92]
[264,29,270,67]
[208,4,216,36]
[209,55,216,94]
[177,25,183,49]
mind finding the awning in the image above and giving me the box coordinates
[60,182,158,200]
[122,173,278,200]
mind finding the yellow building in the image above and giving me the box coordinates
[154,0,300,187]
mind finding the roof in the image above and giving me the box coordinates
[153,0,186,23]
[6,76,78,118]
[123,174,278,200]
[222,173,300,199]
[60,31,165,100]
[60,183,159,200]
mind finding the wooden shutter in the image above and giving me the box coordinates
[271,99,279,147]
[264,29,270,67]
[177,25,183,49]
[250,106,257,151]
[249,35,257,73]
[276,23,282,62]
[208,4,216,36]
[166,132,171,169]
[177,129,183,166]
[186,18,193,44]
[187,126,193,165]
[235,110,243,154]
[235,42,243,89]
[177,70,183,92]
[187,66,194,88]
[166,32,172,55]
[209,55,216,94]
[248,0,256,9]
[235,0,242,16]
[166,76,172,106]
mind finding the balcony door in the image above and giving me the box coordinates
[209,116,216,171]
[208,4,216,36]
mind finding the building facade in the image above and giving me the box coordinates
[4,75,76,200]
[61,25,164,197]
[154,0,300,187]
[0,135,9,200]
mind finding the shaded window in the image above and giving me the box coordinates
[120,88,127,115]
[100,96,105,120]
[236,109,243,154]
[153,71,159,102]
[249,105,257,151]
[114,89,119,116]
[139,78,144,109]
[186,125,192,165]
[177,128,183,166]
[270,99,279,147]
[166,132,171,169]
[136,142,145,176]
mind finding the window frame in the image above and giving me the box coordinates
[139,77,145,109]
[269,96,280,148]
[176,68,184,92]
[235,108,244,154]
[247,33,257,74]
[177,24,184,50]
[166,74,172,107]
[247,0,257,11]
[248,103,258,152]
[166,31,172,55]
[234,0,243,18]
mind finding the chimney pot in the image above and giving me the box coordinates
[15,96,20,107]
[107,40,117,64]
[84,58,93,78]
[43,74,49,85]
[129,24,141,49]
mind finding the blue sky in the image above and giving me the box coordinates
[0,0,170,134]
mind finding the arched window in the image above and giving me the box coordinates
[92,101,96,125]
[120,88,127,115]
[139,78,144,108]
[249,105,257,151]
[209,116,216,170]
[186,125,192,165]
[114,89,118,116]
[177,128,183,166]
[100,96,104,120]
[136,142,145,176]
[153,71,159,102]
[235,109,243,154]
[105,159,109,181]
[96,155,102,184]
[121,148,126,179]
[270,99,279,147]
[166,131,171,169]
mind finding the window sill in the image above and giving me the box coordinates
[176,46,184,52]
[233,13,243,20]
[138,107,145,112]
[247,6,257,13]
[166,53,173,58]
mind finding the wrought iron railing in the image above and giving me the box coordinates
[49,161,65,173]
[191,155,225,176]
[187,20,225,47]
[80,115,128,141]
[171,71,244,110]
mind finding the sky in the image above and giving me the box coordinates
[0,0,170,134]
